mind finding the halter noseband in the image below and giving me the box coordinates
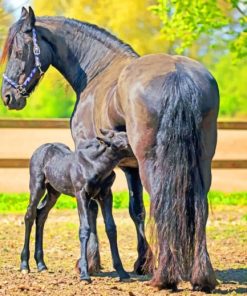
[3,28,44,97]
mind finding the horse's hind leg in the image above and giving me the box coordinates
[99,189,130,280]
[20,176,45,273]
[34,185,60,272]
[122,167,152,274]
[190,116,218,292]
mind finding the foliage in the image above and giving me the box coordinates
[0,1,246,118]
[150,0,247,59]
[0,191,246,213]
[208,191,247,206]
[0,1,12,49]
[211,53,247,117]
[33,0,166,55]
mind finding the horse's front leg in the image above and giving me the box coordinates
[76,190,91,282]
[121,167,153,274]
[99,189,130,281]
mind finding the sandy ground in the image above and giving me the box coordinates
[0,207,246,295]
[0,129,247,193]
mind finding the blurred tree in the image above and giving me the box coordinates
[1,0,246,118]
[150,0,247,58]
[34,0,166,55]
[3,0,167,119]
[212,53,247,117]
[0,0,12,50]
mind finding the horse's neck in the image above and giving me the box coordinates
[37,18,137,95]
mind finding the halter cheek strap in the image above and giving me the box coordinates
[3,28,44,97]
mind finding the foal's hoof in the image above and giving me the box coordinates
[80,276,92,284]
[21,269,30,275]
[37,263,48,273]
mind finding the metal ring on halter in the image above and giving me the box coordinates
[17,85,27,96]
[37,66,44,76]
[33,46,41,56]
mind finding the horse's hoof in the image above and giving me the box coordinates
[134,258,151,275]
[148,279,178,291]
[193,285,213,293]
[21,269,29,275]
[119,271,130,282]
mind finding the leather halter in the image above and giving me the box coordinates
[3,28,44,97]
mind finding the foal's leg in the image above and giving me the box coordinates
[190,117,218,292]
[76,190,91,282]
[87,200,101,273]
[99,190,130,280]
[75,200,101,274]
[34,187,60,271]
[20,177,45,273]
[122,167,152,274]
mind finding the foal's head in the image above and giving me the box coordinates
[97,129,130,155]
[1,7,51,109]
[77,129,130,161]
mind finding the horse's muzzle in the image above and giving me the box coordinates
[2,90,27,110]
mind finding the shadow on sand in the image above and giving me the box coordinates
[213,268,247,294]
[93,268,247,294]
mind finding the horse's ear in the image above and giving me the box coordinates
[20,7,28,19]
[21,6,36,33]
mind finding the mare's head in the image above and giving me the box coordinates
[1,7,51,109]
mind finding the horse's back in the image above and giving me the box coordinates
[118,53,219,114]
[117,53,219,189]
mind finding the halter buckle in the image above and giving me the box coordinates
[33,46,41,55]
[38,66,44,76]
[17,85,27,96]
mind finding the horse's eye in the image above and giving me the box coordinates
[15,49,23,59]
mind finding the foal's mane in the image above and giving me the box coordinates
[1,15,139,65]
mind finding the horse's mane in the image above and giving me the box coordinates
[1,15,139,65]
[38,16,139,57]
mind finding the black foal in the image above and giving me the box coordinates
[20,130,132,282]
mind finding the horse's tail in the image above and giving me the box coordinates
[149,68,204,285]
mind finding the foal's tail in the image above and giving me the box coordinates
[149,69,204,285]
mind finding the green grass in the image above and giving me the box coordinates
[0,191,246,213]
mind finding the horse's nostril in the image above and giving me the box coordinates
[4,94,11,106]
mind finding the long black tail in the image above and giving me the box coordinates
[150,68,204,284]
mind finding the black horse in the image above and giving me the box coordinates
[21,129,132,282]
[1,7,219,292]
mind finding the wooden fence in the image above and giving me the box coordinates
[0,119,247,169]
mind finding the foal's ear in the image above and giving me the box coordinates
[100,128,114,138]
[21,6,36,33]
